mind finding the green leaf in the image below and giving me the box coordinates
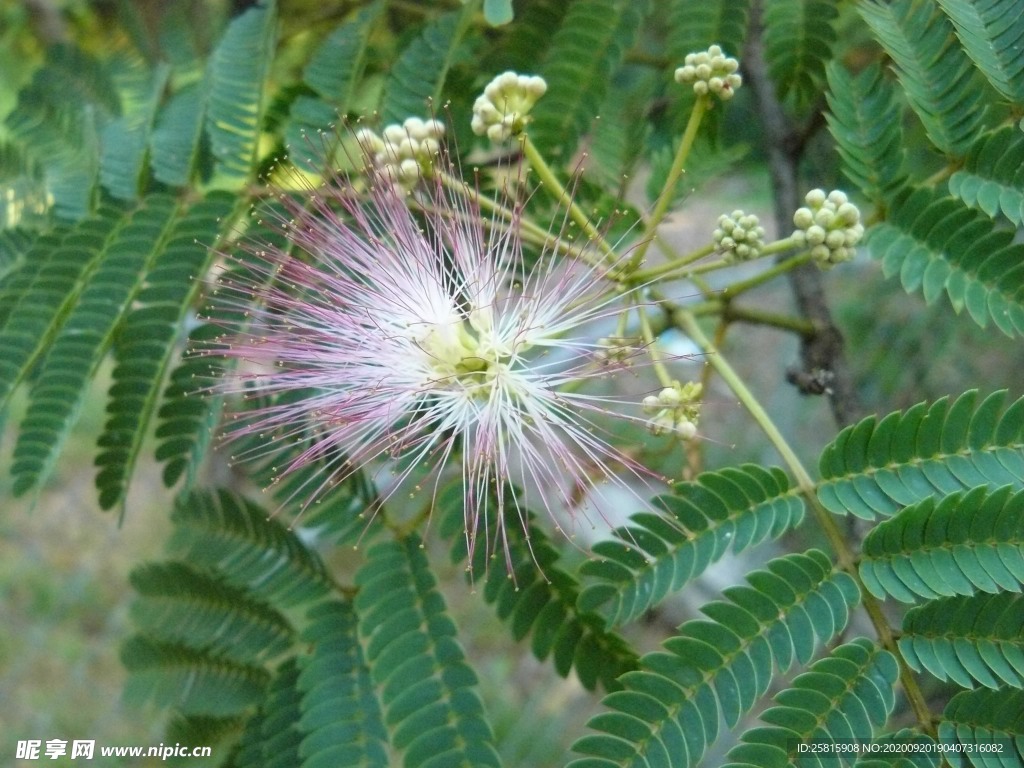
[205,0,277,182]
[825,61,908,202]
[764,0,839,107]
[817,391,1024,520]
[570,551,860,767]
[439,486,638,692]
[940,688,1024,759]
[99,55,169,201]
[948,126,1024,226]
[355,535,502,768]
[150,82,206,187]
[934,0,1024,104]
[721,640,899,767]
[122,635,269,716]
[168,489,333,608]
[94,191,237,511]
[380,7,475,125]
[11,195,180,497]
[530,0,650,158]
[859,486,1024,603]
[129,561,295,664]
[298,600,389,768]
[900,593,1024,688]
[0,209,123,415]
[578,465,805,628]
[859,0,991,155]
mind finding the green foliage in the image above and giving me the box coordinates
[569,551,860,767]
[934,0,1024,104]
[577,465,804,628]
[948,126,1024,226]
[298,601,388,768]
[721,639,899,767]
[859,486,1024,603]
[380,7,476,125]
[899,593,1024,689]
[940,688,1024,758]
[355,535,502,768]
[95,192,238,510]
[441,487,639,692]
[3,1,1024,766]
[859,0,991,156]
[168,489,334,608]
[818,390,1024,520]
[530,0,649,157]
[763,0,839,107]
[825,61,908,203]
[205,0,277,182]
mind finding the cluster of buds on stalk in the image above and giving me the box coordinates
[714,210,765,262]
[643,381,702,440]
[674,45,742,100]
[471,71,547,142]
[594,336,641,366]
[355,117,446,187]
[792,189,864,266]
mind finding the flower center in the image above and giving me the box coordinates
[420,312,515,393]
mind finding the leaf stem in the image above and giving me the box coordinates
[629,96,709,270]
[721,249,812,299]
[673,309,936,736]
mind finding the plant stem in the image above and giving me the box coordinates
[721,250,813,299]
[637,304,676,388]
[629,96,708,270]
[520,135,619,263]
[673,310,936,736]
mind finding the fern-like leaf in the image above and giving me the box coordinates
[94,191,237,510]
[439,487,638,692]
[11,195,180,497]
[205,0,276,182]
[720,639,899,767]
[818,390,1024,520]
[865,186,1024,336]
[934,0,1024,105]
[859,486,1024,604]
[948,126,1024,227]
[298,600,389,768]
[0,210,122,414]
[577,465,805,628]
[4,45,112,219]
[899,593,1024,689]
[355,535,502,768]
[168,489,334,608]
[379,7,475,125]
[763,0,839,107]
[529,0,649,158]
[569,551,860,767]
[285,2,384,169]
[150,82,206,187]
[859,0,990,156]
[825,61,908,202]
[129,561,295,664]
[122,635,270,716]
[99,56,169,201]
[665,0,749,76]
[940,688,1024,761]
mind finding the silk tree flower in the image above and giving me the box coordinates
[211,157,652,562]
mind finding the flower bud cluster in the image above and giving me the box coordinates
[674,45,742,100]
[642,381,702,440]
[355,117,446,187]
[471,71,547,142]
[791,189,864,266]
[714,210,765,262]
[595,336,639,366]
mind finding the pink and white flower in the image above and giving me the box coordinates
[212,159,649,561]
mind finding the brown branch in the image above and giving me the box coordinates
[743,1,863,428]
